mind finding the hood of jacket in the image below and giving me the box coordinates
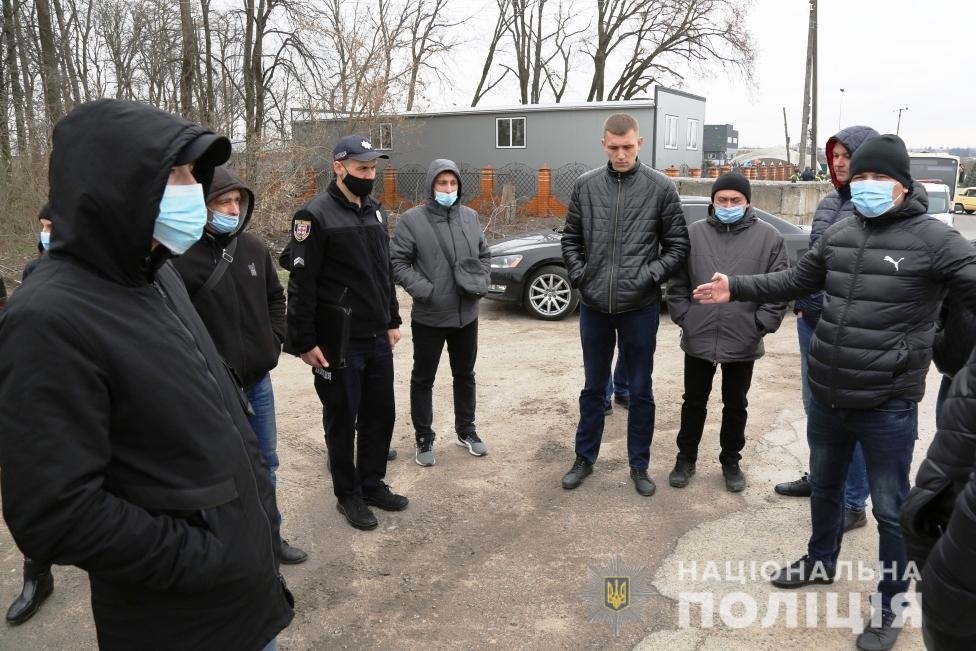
[47,99,228,287]
[826,125,880,190]
[205,165,255,241]
[425,158,463,207]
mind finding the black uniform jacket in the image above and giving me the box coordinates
[0,99,292,651]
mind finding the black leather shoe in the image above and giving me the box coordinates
[668,459,696,488]
[630,468,656,496]
[279,538,308,565]
[774,472,812,497]
[387,447,397,461]
[336,497,378,530]
[843,507,867,533]
[561,455,593,489]
[363,482,409,511]
[770,555,835,588]
[722,463,746,492]
[5,559,54,625]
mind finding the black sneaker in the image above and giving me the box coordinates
[770,555,835,588]
[336,497,378,530]
[363,482,409,511]
[843,507,867,532]
[856,610,901,651]
[722,463,746,492]
[668,459,696,488]
[630,468,656,496]
[279,538,308,565]
[387,447,397,461]
[561,455,593,490]
[774,472,812,497]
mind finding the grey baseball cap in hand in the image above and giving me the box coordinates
[333,134,389,161]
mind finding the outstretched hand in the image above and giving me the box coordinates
[692,273,731,304]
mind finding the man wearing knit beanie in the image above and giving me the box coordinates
[710,171,751,203]
[692,131,976,651]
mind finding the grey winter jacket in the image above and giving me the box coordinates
[561,160,688,313]
[668,209,789,363]
[731,185,976,408]
[794,125,879,325]
[391,159,490,328]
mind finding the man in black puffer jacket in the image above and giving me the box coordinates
[560,112,689,497]
[901,345,976,650]
[694,134,976,651]
[775,126,879,537]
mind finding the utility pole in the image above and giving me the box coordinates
[838,88,845,130]
[894,107,908,135]
[798,0,816,169]
[783,107,791,168]
[809,0,818,172]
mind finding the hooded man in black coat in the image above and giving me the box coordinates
[0,99,293,650]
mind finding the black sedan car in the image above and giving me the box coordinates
[487,195,810,320]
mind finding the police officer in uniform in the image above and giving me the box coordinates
[286,135,406,531]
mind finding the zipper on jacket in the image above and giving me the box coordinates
[827,223,869,408]
[152,280,282,583]
[609,178,622,313]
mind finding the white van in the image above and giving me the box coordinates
[920,181,954,227]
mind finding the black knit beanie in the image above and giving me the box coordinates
[849,134,913,188]
[711,172,751,203]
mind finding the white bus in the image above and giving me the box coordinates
[909,152,961,199]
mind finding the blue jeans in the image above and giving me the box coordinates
[576,303,659,470]
[806,396,917,611]
[797,317,869,511]
[247,374,281,524]
[604,350,629,407]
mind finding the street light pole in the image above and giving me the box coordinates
[838,88,845,130]
[894,107,908,135]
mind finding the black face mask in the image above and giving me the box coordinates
[341,171,374,197]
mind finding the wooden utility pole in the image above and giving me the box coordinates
[797,0,815,169]
[783,107,791,167]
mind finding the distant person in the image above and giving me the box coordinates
[172,165,307,565]
[559,112,689,497]
[285,134,406,531]
[694,134,976,651]
[666,173,788,492]
[390,159,491,467]
[776,126,879,536]
[0,99,292,650]
[800,167,816,181]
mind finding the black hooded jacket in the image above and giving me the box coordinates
[172,167,286,389]
[732,184,976,408]
[0,100,292,650]
[794,125,880,326]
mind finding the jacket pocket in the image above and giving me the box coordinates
[124,478,239,513]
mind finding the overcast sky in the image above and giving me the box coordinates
[427,0,974,149]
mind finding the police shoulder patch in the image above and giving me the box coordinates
[293,219,312,242]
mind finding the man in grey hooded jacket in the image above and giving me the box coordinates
[390,159,491,467]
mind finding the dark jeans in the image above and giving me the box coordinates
[806,395,917,612]
[410,319,478,442]
[798,317,869,511]
[676,354,754,465]
[604,351,629,407]
[313,335,394,500]
[923,619,976,650]
[246,373,281,524]
[575,303,659,471]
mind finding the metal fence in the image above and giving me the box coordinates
[395,165,428,205]
[494,163,537,204]
[551,162,590,205]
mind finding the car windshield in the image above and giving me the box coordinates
[927,192,948,213]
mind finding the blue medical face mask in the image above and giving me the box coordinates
[209,209,240,234]
[154,183,208,254]
[39,231,51,250]
[435,191,457,207]
[850,179,897,218]
[714,205,746,224]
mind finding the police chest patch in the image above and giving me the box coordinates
[375,210,383,223]
[293,219,312,242]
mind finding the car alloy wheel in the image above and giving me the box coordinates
[524,265,578,320]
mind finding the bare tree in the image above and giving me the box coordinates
[543,0,586,102]
[471,0,512,107]
[51,0,82,106]
[2,0,28,155]
[36,0,66,125]
[179,0,198,120]
[403,0,462,111]
[198,0,215,125]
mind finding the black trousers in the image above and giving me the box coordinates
[313,335,394,500]
[676,353,754,465]
[923,619,976,650]
[410,319,478,442]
